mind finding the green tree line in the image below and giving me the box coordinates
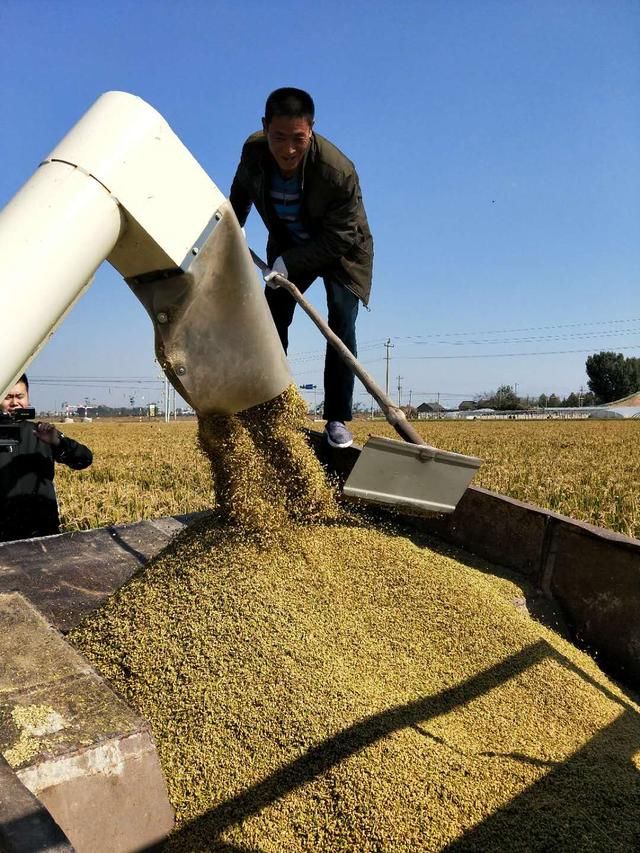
[585,352,640,403]
[474,352,639,410]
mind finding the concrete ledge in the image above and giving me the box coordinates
[0,593,174,852]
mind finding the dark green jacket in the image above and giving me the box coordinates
[230,131,374,305]
[0,422,92,542]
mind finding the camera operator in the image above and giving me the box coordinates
[0,374,92,542]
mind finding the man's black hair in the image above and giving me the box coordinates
[264,88,315,125]
[18,374,28,391]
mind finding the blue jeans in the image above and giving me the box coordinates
[265,277,359,422]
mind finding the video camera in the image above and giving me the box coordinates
[0,408,36,448]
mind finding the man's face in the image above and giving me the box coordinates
[263,115,313,178]
[1,382,29,413]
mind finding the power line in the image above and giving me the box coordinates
[32,376,163,384]
[403,344,640,360]
[410,391,482,397]
[395,316,640,341]
[30,326,639,390]
[288,340,383,364]
[406,329,640,347]
[229,316,640,364]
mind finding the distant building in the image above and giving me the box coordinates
[442,405,640,421]
[458,401,477,411]
[416,401,446,419]
[444,408,495,420]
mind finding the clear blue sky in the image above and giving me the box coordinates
[1,0,638,412]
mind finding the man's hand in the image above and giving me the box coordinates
[34,422,62,446]
[263,256,288,289]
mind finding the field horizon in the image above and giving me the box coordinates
[51,418,639,540]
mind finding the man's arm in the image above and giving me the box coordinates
[53,434,92,470]
[229,163,253,228]
[35,423,92,470]
[279,170,361,279]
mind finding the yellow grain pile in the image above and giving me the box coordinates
[69,387,640,852]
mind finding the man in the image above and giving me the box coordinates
[0,374,92,542]
[230,87,374,449]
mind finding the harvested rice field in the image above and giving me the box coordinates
[53,417,640,539]
[68,389,640,852]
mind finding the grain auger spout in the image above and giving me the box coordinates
[0,91,291,416]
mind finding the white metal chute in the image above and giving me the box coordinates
[0,159,122,395]
[0,91,291,412]
[45,91,226,278]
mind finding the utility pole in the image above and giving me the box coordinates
[384,338,394,396]
[164,375,170,422]
[408,389,412,408]
[397,374,403,407]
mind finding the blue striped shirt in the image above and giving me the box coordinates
[270,171,310,243]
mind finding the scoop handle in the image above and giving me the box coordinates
[250,250,428,447]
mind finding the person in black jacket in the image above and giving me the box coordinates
[0,374,92,542]
[230,87,374,449]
